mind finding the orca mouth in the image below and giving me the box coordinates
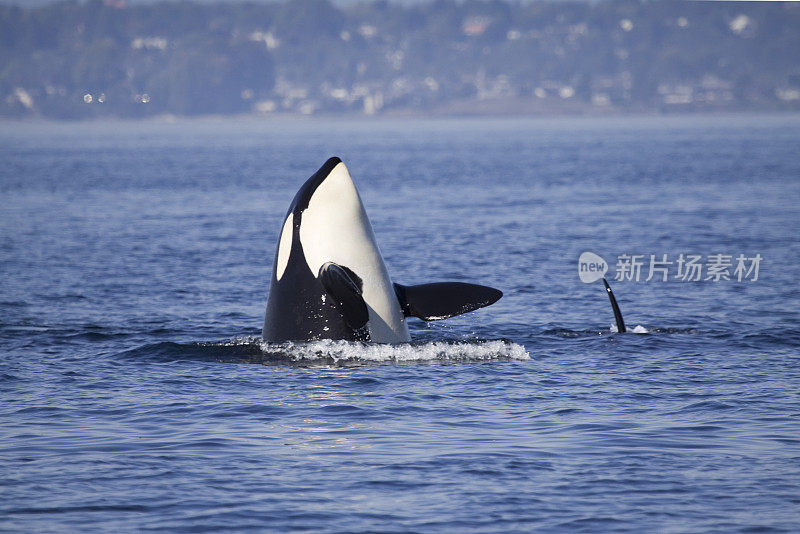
[288,156,343,215]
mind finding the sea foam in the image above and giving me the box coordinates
[248,338,531,364]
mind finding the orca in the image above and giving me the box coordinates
[262,157,503,343]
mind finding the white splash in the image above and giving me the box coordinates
[257,338,530,364]
[610,324,649,334]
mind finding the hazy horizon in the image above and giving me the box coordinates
[3,0,798,119]
[2,0,585,7]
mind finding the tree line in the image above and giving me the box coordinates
[1,0,798,118]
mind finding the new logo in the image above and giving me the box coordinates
[578,251,607,283]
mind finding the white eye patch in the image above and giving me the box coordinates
[275,212,293,281]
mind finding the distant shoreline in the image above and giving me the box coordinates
[2,109,799,126]
[4,1,799,120]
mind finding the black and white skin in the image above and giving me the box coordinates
[262,157,503,343]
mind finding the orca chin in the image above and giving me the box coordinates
[262,157,503,344]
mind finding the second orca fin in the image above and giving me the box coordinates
[602,278,626,333]
[393,282,502,321]
[319,262,369,330]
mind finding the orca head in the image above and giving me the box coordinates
[265,157,410,343]
[274,156,371,283]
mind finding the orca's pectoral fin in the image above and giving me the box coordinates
[602,278,626,333]
[319,262,369,330]
[393,282,502,321]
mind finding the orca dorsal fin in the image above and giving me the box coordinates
[602,278,626,333]
[319,262,369,330]
[393,282,502,321]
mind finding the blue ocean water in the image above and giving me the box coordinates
[1,115,799,532]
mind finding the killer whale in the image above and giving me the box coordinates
[262,157,502,343]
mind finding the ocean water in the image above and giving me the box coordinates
[1,115,799,532]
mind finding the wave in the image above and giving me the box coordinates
[611,324,649,333]
[258,338,530,365]
[539,325,701,338]
[121,336,530,366]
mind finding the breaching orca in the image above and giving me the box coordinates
[262,157,503,343]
